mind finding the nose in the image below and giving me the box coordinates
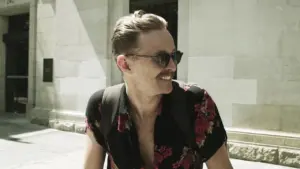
[165,57,177,72]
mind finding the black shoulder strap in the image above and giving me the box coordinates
[100,83,124,140]
[173,80,204,169]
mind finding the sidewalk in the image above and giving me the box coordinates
[0,115,297,169]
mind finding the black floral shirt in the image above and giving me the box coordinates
[86,82,227,169]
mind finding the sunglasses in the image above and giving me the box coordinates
[126,50,183,68]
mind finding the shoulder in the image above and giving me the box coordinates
[85,89,105,119]
[172,80,208,100]
[87,89,105,105]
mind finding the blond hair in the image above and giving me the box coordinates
[111,10,168,59]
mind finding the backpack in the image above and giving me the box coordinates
[100,81,204,169]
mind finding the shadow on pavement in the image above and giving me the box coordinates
[0,113,48,143]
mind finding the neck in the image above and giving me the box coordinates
[125,82,161,119]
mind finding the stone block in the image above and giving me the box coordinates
[37,0,55,18]
[75,123,86,134]
[232,104,281,131]
[228,142,278,164]
[55,77,81,95]
[187,78,257,106]
[281,30,300,57]
[37,17,55,34]
[54,60,80,78]
[281,106,300,133]
[229,79,258,105]
[78,59,106,78]
[35,85,56,109]
[30,117,49,127]
[50,121,75,132]
[234,57,282,80]
[284,136,300,148]
[54,110,85,122]
[280,81,300,106]
[287,0,300,8]
[188,56,234,78]
[279,148,300,168]
[252,135,285,147]
[55,44,102,61]
[227,132,254,143]
[56,0,80,45]
[282,56,300,81]
[257,80,282,105]
[73,0,108,11]
[233,0,262,58]
[36,33,55,59]
[54,93,78,110]
[216,103,233,127]
[78,8,108,48]
[189,0,234,56]
[77,78,106,95]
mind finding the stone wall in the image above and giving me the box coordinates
[30,0,128,122]
[30,0,109,121]
[181,0,300,133]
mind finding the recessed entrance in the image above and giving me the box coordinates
[130,0,178,79]
[3,13,29,114]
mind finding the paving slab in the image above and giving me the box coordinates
[0,115,297,169]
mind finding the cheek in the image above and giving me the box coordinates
[135,63,162,78]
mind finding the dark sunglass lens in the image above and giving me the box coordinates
[154,51,170,68]
[175,51,183,64]
[171,51,183,65]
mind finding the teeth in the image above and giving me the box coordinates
[160,76,171,80]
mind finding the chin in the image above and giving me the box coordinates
[160,83,173,94]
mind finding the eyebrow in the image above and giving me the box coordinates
[155,49,176,55]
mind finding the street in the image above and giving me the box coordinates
[0,115,297,169]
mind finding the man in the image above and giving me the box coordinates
[84,10,233,169]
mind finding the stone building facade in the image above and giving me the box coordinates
[0,0,299,167]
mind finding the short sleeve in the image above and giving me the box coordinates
[194,89,228,162]
[85,89,107,148]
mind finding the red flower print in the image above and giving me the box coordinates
[154,152,164,163]
[195,116,209,134]
[117,114,129,132]
[194,104,202,114]
[182,154,193,169]
[203,91,216,121]
[172,147,195,169]
[154,145,173,166]
[164,148,172,158]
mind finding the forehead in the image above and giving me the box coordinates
[137,29,175,55]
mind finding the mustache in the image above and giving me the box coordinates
[157,71,175,77]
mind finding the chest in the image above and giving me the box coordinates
[107,107,197,169]
[135,114,188,168]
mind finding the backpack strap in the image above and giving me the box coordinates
[100,83,124,144]
[172,80,204,169]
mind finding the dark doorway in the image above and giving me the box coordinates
[130,0,178,79]
[3,13,29,114]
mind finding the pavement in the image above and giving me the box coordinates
[0,114,298,169]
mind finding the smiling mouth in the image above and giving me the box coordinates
[160,75,172,80]
[158,72,174,81]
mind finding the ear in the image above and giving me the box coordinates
[116,55,132,73]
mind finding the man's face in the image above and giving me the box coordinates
[125,28,177,96]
